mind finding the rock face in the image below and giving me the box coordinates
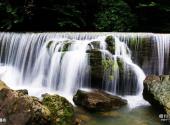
[0,88,51,125]
[0,80,9,90]
[143,75,170,115]
[0,82,74,125]
[73,89,127,111]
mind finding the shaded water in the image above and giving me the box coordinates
[75,105,169,125]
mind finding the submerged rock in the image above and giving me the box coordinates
[0,84,75,125]
[143,75,170,115]
[73,89,127,111]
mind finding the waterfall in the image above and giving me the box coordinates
[154,34,170,75]
[0,32,169,105]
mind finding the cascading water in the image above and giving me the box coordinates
[0,32,169,108]
[154,34,170,75]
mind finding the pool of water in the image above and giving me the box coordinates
[75,105,169,125]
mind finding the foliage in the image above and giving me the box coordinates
[94,0,137,31]
[0,0,170,32]
[0,1,23,30]
[134,0,170,32]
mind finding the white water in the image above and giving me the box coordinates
[0,32,169,108]
[154,34,170,75]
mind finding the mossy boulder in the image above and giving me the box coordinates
[86,49,137,95]
[143,75,170,115]
[42,93,74,125]
[73,89,127,112]
[46,40,72,54]
[0,84,75,125]
[86,49,104,88]
[88,41,100,49]
[105,35,115,54]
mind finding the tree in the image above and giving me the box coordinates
[94,0,137,31]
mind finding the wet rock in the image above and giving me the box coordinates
[105,35,115,54]
[73,89,127,111]
[16,89,28,95]
[0,85,75,125]
[0,80,9,90]
[86,49,104,88]
[88,41,100,49]
[143,75,170,115]
[0,88,51,125]
[42,93,74,125]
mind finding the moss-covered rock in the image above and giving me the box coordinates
[46,40,54,49]
[16,89,28,95]
[143,75,170,115]
[105,35,115,54]
[86,49,103,88]
[88,41,100,49]
[0,84,75,125]
[60,41,72,52]
[73,89,127,112]
[46,40,73,54]
[126,36,154,71]
[42,93,74,125]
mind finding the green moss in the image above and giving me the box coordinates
[46,41,53,49]
[102,58,125,82]
[102,59,119,71]
[105,36,115,54]
[89,41,100,49]
[109,75,114,81]
[105,36,115,45]
[61,41,71,52]
[117,58,124,71]
[42,94,74,125]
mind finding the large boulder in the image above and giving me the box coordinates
[42,93,74,125]
[73,89,127,111]
[0,84,75,125]
[0,88,51,125]
[143,75,170,115]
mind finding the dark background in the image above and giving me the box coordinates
[0,0,170,32]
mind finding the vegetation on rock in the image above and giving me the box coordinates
[0,82,75,125]
[143,75,170,115]
[42,94,75,125]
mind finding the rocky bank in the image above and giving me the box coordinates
[0,80,74,125]
[143,75,170,115]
